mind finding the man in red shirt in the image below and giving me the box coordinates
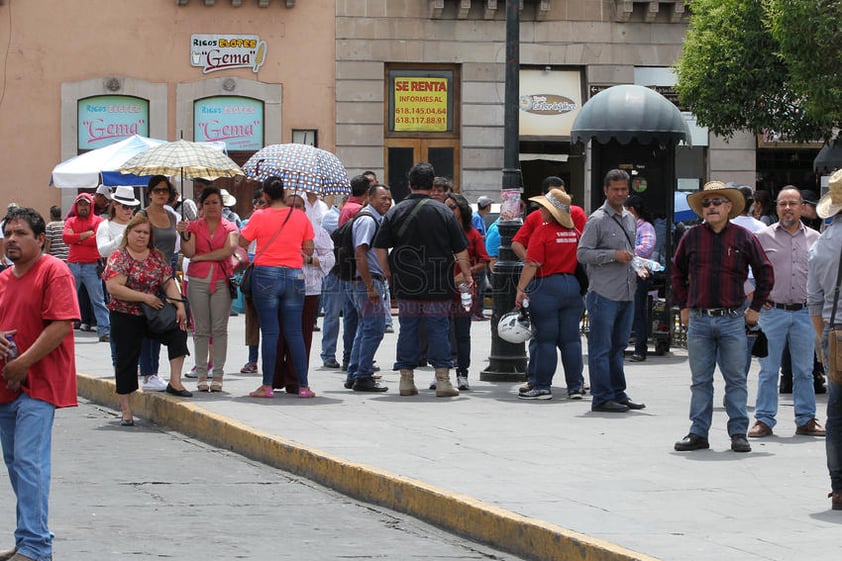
[0,207,80,561]
[62,193,110,342]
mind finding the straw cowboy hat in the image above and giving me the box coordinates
[687,180,744,219]
[528,188,574,229]
[817,169,842,218]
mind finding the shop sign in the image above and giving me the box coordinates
[393,77,449,132]
[519,69,583,137]
[77,95,149,150]
[194,96,264,151]
[190,34,267,74]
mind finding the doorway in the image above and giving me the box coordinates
[385,139,460,202]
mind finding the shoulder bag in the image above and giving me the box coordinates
[826,245,842,384]
[239,208,292,297]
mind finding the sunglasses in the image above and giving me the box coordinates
[151,188,170,194]
[446,203,458,210]
[701,198,728,208]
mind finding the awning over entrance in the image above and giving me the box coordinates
[814,140,842,173]
[571,84,691,146]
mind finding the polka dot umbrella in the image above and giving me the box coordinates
[242,143,351,196]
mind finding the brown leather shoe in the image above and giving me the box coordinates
[748,420,772,438]
[830,492,842,511]
[796,418,826,437]
[0,547,17,561]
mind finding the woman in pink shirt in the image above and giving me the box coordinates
[240,177,315,398]
[178,187,239,392]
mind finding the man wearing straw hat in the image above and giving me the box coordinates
[672,181,773,453]
[807,168,842,510]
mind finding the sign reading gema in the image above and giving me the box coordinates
[393,77,448,132]
[78,96,149,150]
[191,34,267,74]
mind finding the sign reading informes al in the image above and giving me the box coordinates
[194,97,264,151]
[78,96,149,150]
[393,77,449,132]
[190,34,267,74]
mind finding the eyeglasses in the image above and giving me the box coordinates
[776,201,800,208]
[151,188,170,194]
[701,198,727,208]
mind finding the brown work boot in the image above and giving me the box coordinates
[796,418,826,437]
[0,548,17,561]
[434,367,459,397]
[399,369,418,396]
[830,492,842,511]
[748,420,773,438]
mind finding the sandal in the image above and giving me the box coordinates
[240,361,258,374]
[298,386,316,399]
[210,380,223,392]
[249,386,274,398]
[197,379,210,392]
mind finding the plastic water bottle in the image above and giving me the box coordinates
[632,256,665,277]
[4,334,18,361]
[458,282,472,312]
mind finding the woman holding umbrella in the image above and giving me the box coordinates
[177,186,239,392]
[239,176,316,398]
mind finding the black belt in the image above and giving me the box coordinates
[696,307,739,317]
[770,301,806,311]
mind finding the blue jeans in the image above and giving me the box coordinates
[320,273,342,363]
[139,339,161,376]
[820,328,842,493]
[756,308,816,428]
[252,266,308,387]
[529,274,584,392]
[68,262,110,337]
[347,279,386,381]
[586,291,633,407]
[687,309,749,437]
[0,393,56,561]
[394,299,452,370]
[341,280,359,366]
[632,277,650,355]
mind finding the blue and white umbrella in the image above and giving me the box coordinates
[242,143,351,196]
[50,134,167,188]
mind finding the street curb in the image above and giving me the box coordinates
[77,373,660,561]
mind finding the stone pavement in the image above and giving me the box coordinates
[71,314,840,561]
[0,399,526,560]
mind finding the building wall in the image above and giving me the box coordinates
[335,0,751,206]
[0,0,335,214]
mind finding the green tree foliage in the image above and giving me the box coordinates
[766,0,842,128]
[675,0,832,142]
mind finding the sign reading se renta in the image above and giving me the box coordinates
[78,95,149,150]
[194,97,264,151]
[393,77,449,132]
[190,34,267,74]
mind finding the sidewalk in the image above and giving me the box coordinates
[73,314,840,561]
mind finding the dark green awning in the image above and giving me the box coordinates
[571,85,691,146]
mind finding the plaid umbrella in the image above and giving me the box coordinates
[242,143,350,196]
[119,139,244,181]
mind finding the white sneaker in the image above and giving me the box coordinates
[457,376,470,391]
[142,375,167,392]
[184,366,198,379]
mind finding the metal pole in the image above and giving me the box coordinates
[481,0,527,382]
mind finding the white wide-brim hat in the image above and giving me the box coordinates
[111,185,141,207]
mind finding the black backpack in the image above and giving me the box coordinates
[330,209,378,281]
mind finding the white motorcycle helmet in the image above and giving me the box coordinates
[498,308,534,344]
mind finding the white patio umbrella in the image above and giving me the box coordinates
[50,134,167,188]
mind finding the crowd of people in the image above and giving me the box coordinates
[4,162,842,560]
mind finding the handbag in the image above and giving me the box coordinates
[574,262,589,296]
[239,208,292,297]
[827,247,842,384]
[228,246,250,275]
[142,293,186,335]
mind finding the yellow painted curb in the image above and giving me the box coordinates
[77,373,660,561]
